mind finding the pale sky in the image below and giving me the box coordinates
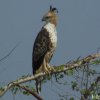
[0,0,100,100]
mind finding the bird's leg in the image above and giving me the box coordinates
[42,59,50,74]
[46,63,55,72]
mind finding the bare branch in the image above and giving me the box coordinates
[0,53,100,98]
[16,84,43,100]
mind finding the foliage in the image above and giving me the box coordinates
[0,54,100,100]
[53,59,100,100]
[10,59,99,100]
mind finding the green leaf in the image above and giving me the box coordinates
[92,60,100,65]
[71,81,77,90]
[81,89,91,96]
[69,97,74,100]
[64,70,74,76]
[23,91,30,96]
[11,86,19,95]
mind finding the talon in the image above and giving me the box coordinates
[41,63,50,74]
[49,66,55,72]
[50,66,55,72]
[44,68,50,74]
[47,64,55,72]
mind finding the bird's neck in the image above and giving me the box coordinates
[45,18,57,27]
[44,23,56,29]
[51,19,57,26]
[44,23,57,35]
[44,22,57,28]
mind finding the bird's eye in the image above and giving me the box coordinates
[45,16,50,19]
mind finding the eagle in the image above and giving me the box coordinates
[32,6,58,93]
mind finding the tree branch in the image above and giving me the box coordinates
[89,76,100,91]
[0,53,100,98]
[16,84,43,100]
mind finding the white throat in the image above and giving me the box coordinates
[44,23,57,35]
[44,23,57,48]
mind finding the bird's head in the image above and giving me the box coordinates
[42,5,58,26]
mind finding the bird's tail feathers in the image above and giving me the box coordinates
[36,78,41,94]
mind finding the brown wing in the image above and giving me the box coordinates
[32,28,50,74]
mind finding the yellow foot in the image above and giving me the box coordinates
[44,68,50,74]
[49,66,55,72]
[41,65,50,74]
[47,64,55,72]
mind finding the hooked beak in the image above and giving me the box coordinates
[42,17,46,21]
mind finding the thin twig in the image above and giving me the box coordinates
[0,42,21,62]
[89,76,100,91]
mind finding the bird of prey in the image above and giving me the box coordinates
[32,6,58,93]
